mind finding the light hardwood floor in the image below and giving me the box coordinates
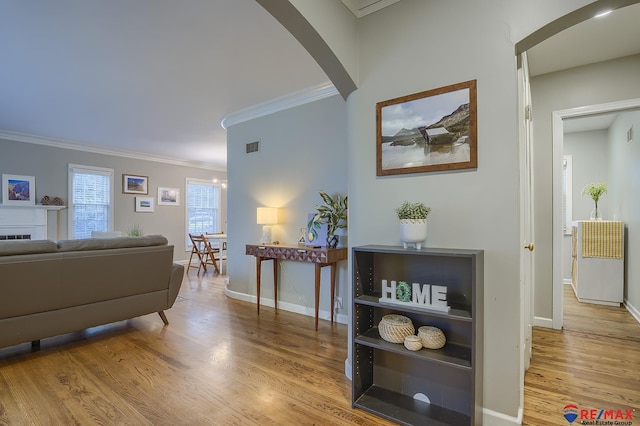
[523,285,640,425]
[2,272,638,425]
[0,269,394,426]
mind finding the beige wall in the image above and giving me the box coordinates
[0,138,226,261]
[253,0,603,422]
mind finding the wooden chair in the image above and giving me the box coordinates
[188,234,220,274]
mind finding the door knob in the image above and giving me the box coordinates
[524,243,534,252]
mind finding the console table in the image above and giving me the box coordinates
[245,243,347,330]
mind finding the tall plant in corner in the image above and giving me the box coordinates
[308,190,347,248]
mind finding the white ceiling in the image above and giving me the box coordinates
[528,2,640,133]
[0,0,329,169]
[1,1,638,167]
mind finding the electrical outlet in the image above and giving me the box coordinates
[334,297,343,310]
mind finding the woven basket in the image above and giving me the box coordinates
[403,335,423,351]
[418,326,446,349]
[378,314,415,344]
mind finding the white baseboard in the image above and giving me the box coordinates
[533,316,553,328]
[224,287,349,325]
[483,406,523,426]
[624,298,640,324]
[563,279,572,285]
[344,357,351,380]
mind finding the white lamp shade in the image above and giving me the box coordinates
[257,207,278,225]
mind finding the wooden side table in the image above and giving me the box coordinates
[245,243,347,330]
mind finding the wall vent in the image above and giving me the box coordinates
[0,234,31,240]
[246,141,260,154]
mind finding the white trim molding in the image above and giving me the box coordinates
[0,130,224,171]
[224,286,348,326]
[221,81,338,129]
[483,407,523,426]
[624,298,640,324]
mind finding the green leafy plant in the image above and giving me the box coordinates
[581,182,607,208]
[126,224,144,236]
[395,201,431,220]
[307,190,348,241]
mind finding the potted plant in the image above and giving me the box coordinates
[581,182,607,220]
[396,201,431,249]
[308,190,347,248]
[126,224,144,236]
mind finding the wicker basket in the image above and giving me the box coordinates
[378,314,415,344]
[403,335,423,351]
[418,326,446,349]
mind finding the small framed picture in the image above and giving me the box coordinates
[135,196,154,213]
[2,174,36,206]
[157,187,180,206]
[123,174,149,194]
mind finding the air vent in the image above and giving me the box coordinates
[246,141,260,154]
[0,234,31,240]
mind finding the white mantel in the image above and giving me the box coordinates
[0,204,65,240]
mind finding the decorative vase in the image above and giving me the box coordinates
[326,234,339,248]
[590,206,602,221]
[399,219,427,249]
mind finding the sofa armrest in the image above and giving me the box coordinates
[167,263,185,307]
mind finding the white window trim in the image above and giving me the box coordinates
[562,155,573,235]
[68,164,114,239]
[185,177,221,251]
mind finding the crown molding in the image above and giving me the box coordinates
[0,130,225,171]
[220,81,338,129]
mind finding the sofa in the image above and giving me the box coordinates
[0,235,184,349]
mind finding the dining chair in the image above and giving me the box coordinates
[188,234,220,274]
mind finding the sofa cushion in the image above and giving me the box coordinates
[0,240,58,256]
[57,235,168,252]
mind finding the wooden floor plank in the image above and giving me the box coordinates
[3,273,638,425]
[523,285,640,425]
[0,270,392,426]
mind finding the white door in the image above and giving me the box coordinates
[518,53,535,381]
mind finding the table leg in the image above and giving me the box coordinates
[315,263,321,331]
[256,257,262,314]
[273,258,278,313]
[330,262,336,324]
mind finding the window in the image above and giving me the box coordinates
[68,164,114,239]
[186,178,221,248]
[562,155,573,235]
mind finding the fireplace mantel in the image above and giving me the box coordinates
[0,204,66,240]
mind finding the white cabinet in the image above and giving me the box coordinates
[571,220,624,306]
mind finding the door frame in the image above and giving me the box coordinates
[551,97,640,329]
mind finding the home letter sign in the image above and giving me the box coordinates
[379,280,450,313]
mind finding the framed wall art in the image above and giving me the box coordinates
[135,196,154,212]
[157,187,180,206]
[376,80,477,176]
[2,174,36,205]
[123,174,149,194]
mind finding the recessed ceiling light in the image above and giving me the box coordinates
[595,10,612,18]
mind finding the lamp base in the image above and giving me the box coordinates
[261,225,272,244]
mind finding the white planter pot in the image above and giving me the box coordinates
[399,219,427,249]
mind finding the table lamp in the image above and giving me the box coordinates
[257,207,278,244]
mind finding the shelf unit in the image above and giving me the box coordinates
[352,245,483,426]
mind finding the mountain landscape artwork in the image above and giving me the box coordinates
[2,174,35,205]
[376,80,477,176]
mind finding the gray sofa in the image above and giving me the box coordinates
[0,235,184,349]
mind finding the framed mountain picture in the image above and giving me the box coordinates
[376,80,477,176]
